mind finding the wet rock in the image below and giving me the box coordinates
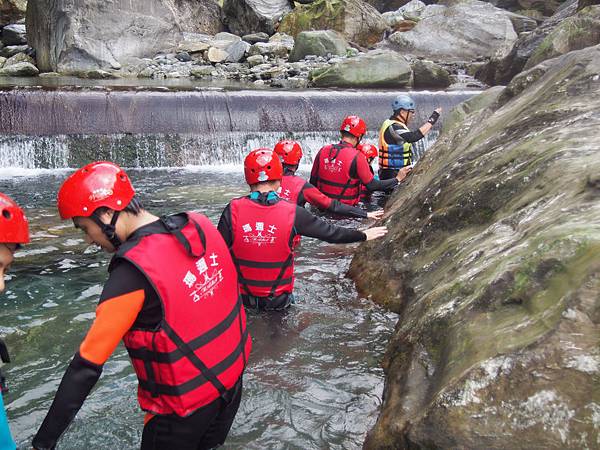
[411,59,451,88]
[27,0,224,73]
[242,32,270,44]
[0,43,26,57]
[83,69,119,79]
[388,0,518,62]
[279,0,389,47]
[2,50,31,66]
[0,60,37,75]
[190,65,214,78]
[309,49,412,87]
[0,55,5,67]
[222,0,292,36]
[1,23,25,45]
[271,77,309,88]
[0,0,26,25]
[290,30,348,62]
[524,5,600,69]
[506,11,540,34]
[352,43,600,450]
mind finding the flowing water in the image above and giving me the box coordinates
[0,167,397,450]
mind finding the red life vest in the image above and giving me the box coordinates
[314,142,361,206]
[118,212,251,417]
[229,196,299,298]
[278,174,307,205]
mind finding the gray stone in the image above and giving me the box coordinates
[0,60,38,76]
[309,49,412,87]
[242,32,270,44]
[397,0,426,21]
[2,50,32,66]
[0,56,5,67]
[1,23,26,45]
[224,40,250,62]
[411,59,451,88]
[388,0,519,62]
[175,52,192,62]
[0,43,26,57]
[207,47,229,63]
[190,65,214,77]
[27,0,224,73]
[248,41,290,58]
[222,0,292,36]
[289,30,348,62]
[246,54,264,66]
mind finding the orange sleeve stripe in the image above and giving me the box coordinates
[79,290,146,365]
[144,412,155,426]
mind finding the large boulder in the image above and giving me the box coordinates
[351,44,600,449]
[26,0,224,73]
[289,30,348,62]
[309,49,412,87]
[279,0,389,47]
[0,0,26,25]
[411,59,451,88]
[524,5,600,69]
[0,60,37,75]
[1,23,26,45]
[387,0,519,62]
[222,0,292,36]
[476,0,579,85]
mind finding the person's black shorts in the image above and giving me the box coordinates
[242,292,294,311]
[141,377,243,450]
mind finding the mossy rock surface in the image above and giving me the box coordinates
[352,43,600,449]
[279,0,388,47]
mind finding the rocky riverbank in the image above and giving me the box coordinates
[349,23,600,450]
[3,0,597,89]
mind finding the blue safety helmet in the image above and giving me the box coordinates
[392,94,415,112]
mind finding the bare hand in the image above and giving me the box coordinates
[435,107,442,114]
[363,226,388,241]
[396,166,412,182]
[366,210,384,220]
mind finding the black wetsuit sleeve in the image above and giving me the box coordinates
[294,206,366,243]
[217,204,233,247]
[328,200,368,218]
[389,123,424,143]
[32,353,102,450]
[365,177,399,192]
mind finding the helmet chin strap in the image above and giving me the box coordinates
[91,210,123,249]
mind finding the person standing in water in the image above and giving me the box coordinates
[378,94,442,180]
[0,193,30,450]
[218,148,389,311]
[274,139,383,219]
[356,143,379,204]
[33,162,250,450]
[310,115,412,205]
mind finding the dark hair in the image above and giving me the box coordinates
[340,130,355,139]
[94,195,144,217]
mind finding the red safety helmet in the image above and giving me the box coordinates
[274,140,303,166]
[244,148,283,185]
[0,193,30,244]
[340,115,367,138]
[57,161,136,220]
[357,143,378,159]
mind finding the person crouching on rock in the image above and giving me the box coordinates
[274,139,383,220]
[378,94,442,180]
[218,148,388,312]
[0,193,30,450]
[32,162,250,450]
[310,115,412,205]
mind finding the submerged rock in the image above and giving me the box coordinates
[309,49,412,87]
[351,43,600,449]
[387,0,519,62]
[279,0,389,47]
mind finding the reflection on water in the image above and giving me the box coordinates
[0,168,396,449]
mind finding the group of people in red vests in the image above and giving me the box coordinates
[0,95,441,449]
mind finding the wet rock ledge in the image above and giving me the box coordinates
[349,41,600,448]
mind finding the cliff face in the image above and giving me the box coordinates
[350,44,600,449]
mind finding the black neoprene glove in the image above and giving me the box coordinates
[427,111,440,125]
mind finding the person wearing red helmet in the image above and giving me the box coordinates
[310,115,412,206]
[0,193,30,450]
[274,139,383,219]
[356,143,379,204]
[218,148,388,311]
[32,162,250,450]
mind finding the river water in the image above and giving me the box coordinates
[0,166,397,449]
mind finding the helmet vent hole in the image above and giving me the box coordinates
[2,210,11,219]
